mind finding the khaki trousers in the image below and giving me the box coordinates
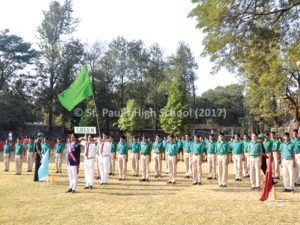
[243,153,250,176]
[55,153,62,172]
[131,152,139,176]
[295,154,300,184]
[184,152,192,176]
[141,155,150,179]
[217,154,228,186]
[154,153,162,176]
[272,151,280,178]
[168,155,177,182]
[3,153,10,171]
[118,154,127,179]
[27,152,34,171]
[110,152,116,174]
[233,154,243,179]
[192,155,202,183]
[282,159,294,189]
[250,156,261,188]
[15,155,23,174]
[207,154,217,178]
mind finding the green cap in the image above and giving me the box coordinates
[258,134,265,139]
[37,132,45,137]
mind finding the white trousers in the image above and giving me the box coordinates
[154,153,162,176]
[84,158,95,187]
[192,155,202,183]
[184,152,192,176]
[272,151,280,178]
[217,155,228,186]
[131,153,139,176]
[233,154,243,179]
[67,165,78,191]
[118,155,127,179]
[99,156,110,184]
[141,155,150,179]
[207,154,217,178]
[282,159,294,189]
[250,156,261,188]
[295,154,300,184]
[168,155,177,182]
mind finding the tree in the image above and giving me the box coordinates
[160,78,187,135]
[118,99,143,136]
[36,0,78,133]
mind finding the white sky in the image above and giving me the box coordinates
[0,0,238,95]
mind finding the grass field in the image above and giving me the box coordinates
[0,152,299,225]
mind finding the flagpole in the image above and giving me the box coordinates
[92,94,101,136]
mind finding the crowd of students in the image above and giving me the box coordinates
[2,130,300,194]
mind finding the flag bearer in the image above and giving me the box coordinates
[153,134,163,178]
[34,133,44,182]
[54,137,64,173]
[166,134,178,184]
[117,135,128,180]
[129,136,141,177]
[216,133,231,187]
[191,135,205,185]
[270,132,280,179]
[140,136,152,182]
[206,134,217,180]
[3,140,11,171]
[230,133,244,181]
[183,134,192,178]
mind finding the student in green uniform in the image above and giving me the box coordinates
[117,135,128,180]
[26,137,34,172]
[191,135,205,185]
[3,140,11,171]
[242,134,250,178]
[206,134,217,180]
[166,134,178,184]
[153,134,163,178]
[109,136,117,176]
[54,137,64,173]
[216,133,231,187]
[14,137,24,175]
[291,129,298,144]
[248,133,263,190]
[263,133,273,172]
[270,131,280,179]
[42,137,51,157]
[183,134,192,178]
[162,136,168,172]
[129,136,141,177]
[176,136,184,162]
[230,133,244,181]
[140,136,152,182]
[279,132,296,192]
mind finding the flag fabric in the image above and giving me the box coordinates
[260,153,273,201]
[38,150,49,181]
[58,65,93,111]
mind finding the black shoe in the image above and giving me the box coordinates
[207,177,212,180]
[213,177,217,180]
[71,190,76,193]
[256,187,261,190]
[100,183,104,185]
[109,173,112,175]
[60,171,62,173]
[112,173,115,176]
[96,176,100,179]
[185,176,190,179]
[140,179,146,182]
[146,179,149,182]
[238,179,242,181]
[198,182,201,185]
[56,171,59,173]
[172,181,176,185]
[275,177,280,180]
[65,188,72,193]
[283,188,289,192]
[235,178,239,181]
[223,185,227,188]
[219,185,223,188]
[155,175,158,178]
[89,185,93,189]
[167,181,172,184]
[118,178,122,181]
[84,186,89,189]
[27,170,30,172]
[193,183,197,185]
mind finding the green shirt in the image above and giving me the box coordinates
[280,142,294,159]
[248,142,262,157]
[271,139,280,152]
[162,140,167,150]
[183,140,192,153]
[140,141,151,155]
[111,141,117,153]
[216,141,230,155]
[153,140,163,154]
[3,144,11,153]
[41,143,50,154]
[291,138,297,144]
[206,140,217,154]
[191,141,205,155]
[263,140,273,154]
[54,143,64,153]
[177,140,183,149]
[242,140,250,153]
[294,138,300,154]
[117,142,128,155]
[130,142,141,154]
[166,142,178,156]
[27,143,34,152]
[14,143,23,155]
[230,141,244,154]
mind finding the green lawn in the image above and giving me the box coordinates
[0,153,299,225]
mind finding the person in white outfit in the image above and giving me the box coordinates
[97,133,112,185]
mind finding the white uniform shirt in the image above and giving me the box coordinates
[81,141,96,159]
[98,141,112,157]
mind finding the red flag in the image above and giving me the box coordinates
[260,153,273,201]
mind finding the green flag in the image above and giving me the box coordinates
[58,65,93,111]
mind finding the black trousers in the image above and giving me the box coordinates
[34,158,41,181]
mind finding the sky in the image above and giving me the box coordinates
[0,0,238,95]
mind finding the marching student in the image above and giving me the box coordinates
[129,136,141,177]
[162,136,168,172]
[98,133,112,185]
[54,137,64,173]
[294,132,300,187]
[263,133,273,171]
[117,135,128,181]
[153,134,163,178]
[79,134,96,189]
[191,135,205,185]
[270,131,280,179]
[216,133,230,187]
[242,135,250,178]
[3,140,11,171]
[291,129,298,144]
[176,136,184,162]
[230,133,244,181]
[206,134,217,180]
[166,134,178,184]
[14,137,24,175]
[95,141,101,180]
[183,134,192,178]
[140,135,152,182]
[109,136,117,176]
[66,134,81,193]
[279,132,296,192]
[26,137,34,172]
[248,133,263,190]
[33,133,44,182]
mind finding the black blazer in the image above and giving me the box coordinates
[67,142,81,166]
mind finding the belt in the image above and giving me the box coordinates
[283,158,293,160]
[250,155,260,158]
[85,157,95,160]
[100,155,110,157]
